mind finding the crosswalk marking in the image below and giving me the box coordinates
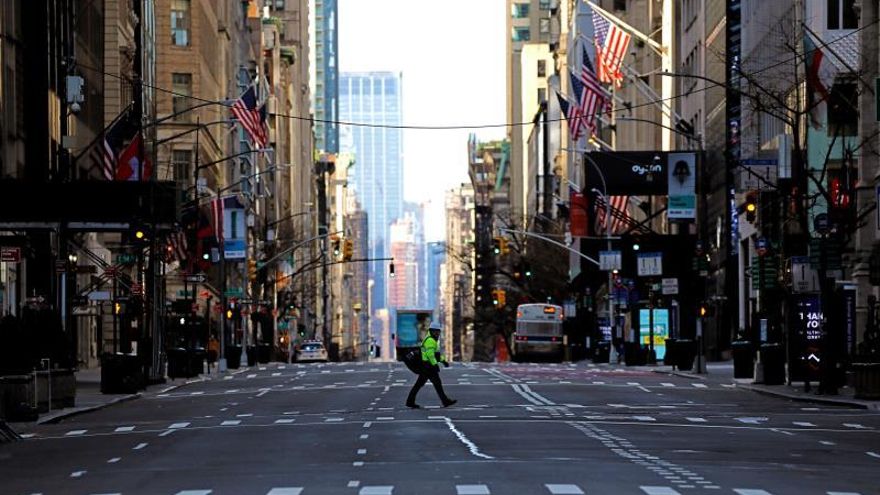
[633,416,656,422]
[275,419,296,424]
[661,383,675,387]
[456,485,491,495]
[174,491,211,495]
[133,442,148,450]
[692,383,708,388]
[792,422,816,427]
[359,486,393,495]
[168,422,190,429]
[686,417,707,423]
[843,423,867,429]
[734,490,774,495]
[266,489,303,495]
[221,420,241,426]
[65,429,87,436]
[545,484,585,494]
[640,487,681,495]
[827,492,863,495]
[114,426,135,432]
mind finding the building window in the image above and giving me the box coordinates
[539,0,551,10]
[614,0,627,11]
[171,0,190,46]
[827,82,858,136]
[537,88,546,105]
[172,150,192,185]
[512,26,531,42]
[537,60,546,78]
[511,3,530,18]
[539,18,551,35]
[827,0,857,30]
[172,73,192,121]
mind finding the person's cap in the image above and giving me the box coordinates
[429,321,442,332]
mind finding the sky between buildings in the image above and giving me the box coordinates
[338,0,507,241]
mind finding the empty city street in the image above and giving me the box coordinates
[3,362,879,495]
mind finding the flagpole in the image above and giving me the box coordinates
[802,23,874,95]
[582,0,666,54]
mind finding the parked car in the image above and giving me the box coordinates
[295,340,329,363]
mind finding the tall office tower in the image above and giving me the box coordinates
[339,71,404,320]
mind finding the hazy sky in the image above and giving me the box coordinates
[338,0,506,241]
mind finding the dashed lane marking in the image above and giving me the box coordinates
[661,383,675,387]
[247,374,257,379]
[640,487,680,495]
[221,420,241,426]
[843,423,868,429]
[793,422,816,427]
[348,481,361,488]
[70,471,87,478]
[359,487,392,495]
[867,451,880,459]
[159,430,176,437]
[685,417,707,423]
[545,484,585,494]
[265,489,303,495]
[174,491,212,495]
[360,434,369,439]
[275,419,295,424]
[692,383,708,389]
[107,457,121,463]
[65,430,87,436]
[133,443,148,450]
[168,422,190,429]
[457,485,491,495]
[114,426,135,432]
[353,461,365,467]
[357,449,367,454]
[733,490,774,495]
[820,441,836,446]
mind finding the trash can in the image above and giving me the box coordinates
[732,340,755,379]
[664,338,678,368]
[593,340,610,363]
[190,347,206,376]
[760,343,785,385]
[676,339,695,371]
[166,348,188,379]
[102,353,144,393]
[624,342,645,366]
[246,345,257,367]
[257,343,272,364]
[226,345,242,369]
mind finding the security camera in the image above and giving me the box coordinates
[70,102,81,114]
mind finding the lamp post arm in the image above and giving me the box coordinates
[261,230,342,269]
[498,228,600,267]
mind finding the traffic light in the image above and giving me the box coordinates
[332,239,341,258]
[699,303,715,318]
[389,262,396,278]
[524,262,532,278]
[491,288,506,308]
[128,222,150,246]
[743,191,758,223]
[248,259,258,281]
[343,239,354,262]
[492,237,502,255]
[500,237,510,255]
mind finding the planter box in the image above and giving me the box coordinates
[0,375,37,421]
[852,362,880,400]
[34,370,76,411]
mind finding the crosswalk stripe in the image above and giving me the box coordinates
[221,420,241,426]
[545,484,585,494]
[168,422,190,429]
[633,416,656,422]
[640,487,681,495]
[65,429,87,436]
[661,383,675,387]
[114,426,135,432]
[266,489,303,495]
[692,383,708,388]
[686,417,707,423]
[359,487,393,495]
[275,419,295,424]
[457,485,491,495]
[827,492,862,495]
[734,490,774,495]
[792,421,815,427]
[843,423,867,429]
[174,491,211,495]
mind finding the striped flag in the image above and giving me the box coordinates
[231,85,266,148]
[595,195,630,235]
[167,230,189,264]
[556,91,584,141]
[579,47,610,135]
[592,9,631,86]
[569,73,588,140]
[209,196,225,243]
[96,107,137,180]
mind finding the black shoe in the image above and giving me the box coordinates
[442,399,457,407]
[406,403,421,409]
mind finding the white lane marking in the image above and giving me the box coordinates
[867,451,880,459]
[827,492,862,495]
[735,417,767,425]
[793,421,816,427]
[363,422,372,428]
[247,374,257,379]
[820,441,836,446]
[256,389,270,397]
[221,420,241,426]
[174,491,212,495]
[107,457,121,463]
[545,484,585,494]
[638,385,652,393]
[733,490,774,495]
[65,430,87,436]
[223,375,234,380]
[357,448,367,454]
[168,422,190,429]
[692,383,708,388]
[722,384,736,388]
[325,418,344,422]
[225,389,239,394]
[686,417,707,423]
[190,391,204,395]
[627,382,641,386]
[377,417,395,421]
[359,487,392,495]
[771,428,795,436]
[843,423,868,429]
[70,471,87,478]
[266,489,303,495]
[457,485,491,495]
[633,416,657,422]
[479,415,498,419]
[443,416,493,459]
[272,372,282,377]
[275,419,296,424]
[640,487,680,495]
[133,443,148,450]
[661,383,675,387]
[348,481,361,488]
[360,434,369,439]
[114,426,135,432]
[20,433,35,438]
[353,461,365,467]
[237,414,254,418]
[592,381,606,385]
[159,429,176,437]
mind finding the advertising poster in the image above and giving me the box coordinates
[639,309,669,360]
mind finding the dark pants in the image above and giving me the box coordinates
[406,365,451,405]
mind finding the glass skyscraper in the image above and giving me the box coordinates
[339,71,404,314]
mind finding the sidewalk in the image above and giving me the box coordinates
[642,359,880,411]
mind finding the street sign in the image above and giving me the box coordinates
[599,250,622,271]
[224,287,244,297]
[739,158,778,191]
[661,278,679,295]
[116,253,137,265]
[0,247,21,263]
[790,256,818,293]
[185,274,206,283]
[637,252,663,277]
[87,291,111,301]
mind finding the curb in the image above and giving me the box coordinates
[651,369,708,381]
[737,383,879,411]
[37,393,142,424]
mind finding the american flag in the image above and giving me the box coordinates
[231,86,266,148]
[595,195,630,235]
[556,91,584,141]
[209,196,225,243]
[569,73,588,140]
[592,9,631,86]
[579,47,610,135]
[95,107,136,180]
[167,230,189,264]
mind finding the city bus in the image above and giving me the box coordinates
[512,303,565,361]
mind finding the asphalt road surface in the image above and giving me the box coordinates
[3,361,879,494]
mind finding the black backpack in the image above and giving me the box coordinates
[402,349,424,374]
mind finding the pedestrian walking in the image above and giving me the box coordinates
[406,322,456,409]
